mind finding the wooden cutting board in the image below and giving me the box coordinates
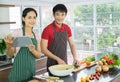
[28,79,41,82]
[73,62,96,72]
[30,76,60,82]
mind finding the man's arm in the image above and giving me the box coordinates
[41,39,66,64]
[68,36,79,65]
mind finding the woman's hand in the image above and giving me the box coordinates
[4,34,16,57]
[4,34,14,46]
[28,44,35,52]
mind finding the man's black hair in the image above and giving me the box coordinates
[53,4,67,14]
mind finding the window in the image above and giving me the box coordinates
[96,2,120,52]
[73,5,94,51]
[9,7,21,29]
[74,5,93,26]
[9,6,21,29]
[97,3,120,25]
[41,6,53,29]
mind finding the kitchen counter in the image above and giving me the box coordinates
[0,55,47,82]
[73,65,120,82]
[31,65,120,82]
[29,53,120,82]
[62,65,120,82]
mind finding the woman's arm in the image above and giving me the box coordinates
[28,39,41,58]
[6,44,16,57]
[4,34,16,57]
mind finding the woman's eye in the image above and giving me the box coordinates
[28,16,32,19]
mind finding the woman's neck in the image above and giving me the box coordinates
[24,26,34,38]
[25,26,32,33]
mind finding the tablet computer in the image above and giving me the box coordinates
[12,36,33,47]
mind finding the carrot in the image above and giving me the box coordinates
[95,74,99,80]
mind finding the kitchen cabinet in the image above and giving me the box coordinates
[0,56,47,82]
[0,4,15,7]
[35,56,47,75]
[0,65,12,82]
[0,22,16,24]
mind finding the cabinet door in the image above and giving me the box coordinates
[36,56,47,74]
[0,67,11,82]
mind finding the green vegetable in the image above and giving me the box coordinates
[74,64,79,68]
[110,54,119,60]
[99,53,120,66]
[113,59,120,66]
[0,39,6,55]
[84,56,95,62]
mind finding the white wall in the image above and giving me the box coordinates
[0,0,120,38]
[0,0,120,5]
[0,8,11,38]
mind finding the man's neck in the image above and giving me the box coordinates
[55,21,62,28]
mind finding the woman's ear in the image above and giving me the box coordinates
[22,17,25,22]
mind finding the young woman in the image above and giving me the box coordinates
[4,8,41,82]
[41,4,79,75]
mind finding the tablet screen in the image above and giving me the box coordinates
[12,36,33,47]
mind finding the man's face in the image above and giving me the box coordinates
[53,11,66,25]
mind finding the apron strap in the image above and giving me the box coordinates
[52,22,66,32]
[22,27,25,36]
[22,27,36,39]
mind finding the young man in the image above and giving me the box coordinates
[41,4,79,75]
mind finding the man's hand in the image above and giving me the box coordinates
[74,59,80,66]
[57,58,66,64]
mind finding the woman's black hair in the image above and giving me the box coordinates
[53,4,67,14]
[22,8,37,26]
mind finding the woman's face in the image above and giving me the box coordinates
[54,11,66,25]
[23,11,37,28]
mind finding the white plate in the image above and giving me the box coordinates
[49,64,74,76]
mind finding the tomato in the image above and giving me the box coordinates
[86,61,91,67]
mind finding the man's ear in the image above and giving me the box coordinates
[53,13,55,17]
[65,13,67,16]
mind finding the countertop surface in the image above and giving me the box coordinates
[72,65,120,82]
[32,65,120,82]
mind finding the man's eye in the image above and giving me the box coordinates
[28,16,32,19]
[56,13,59,16]
[34,16,37,19]
[62,14,65,16]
